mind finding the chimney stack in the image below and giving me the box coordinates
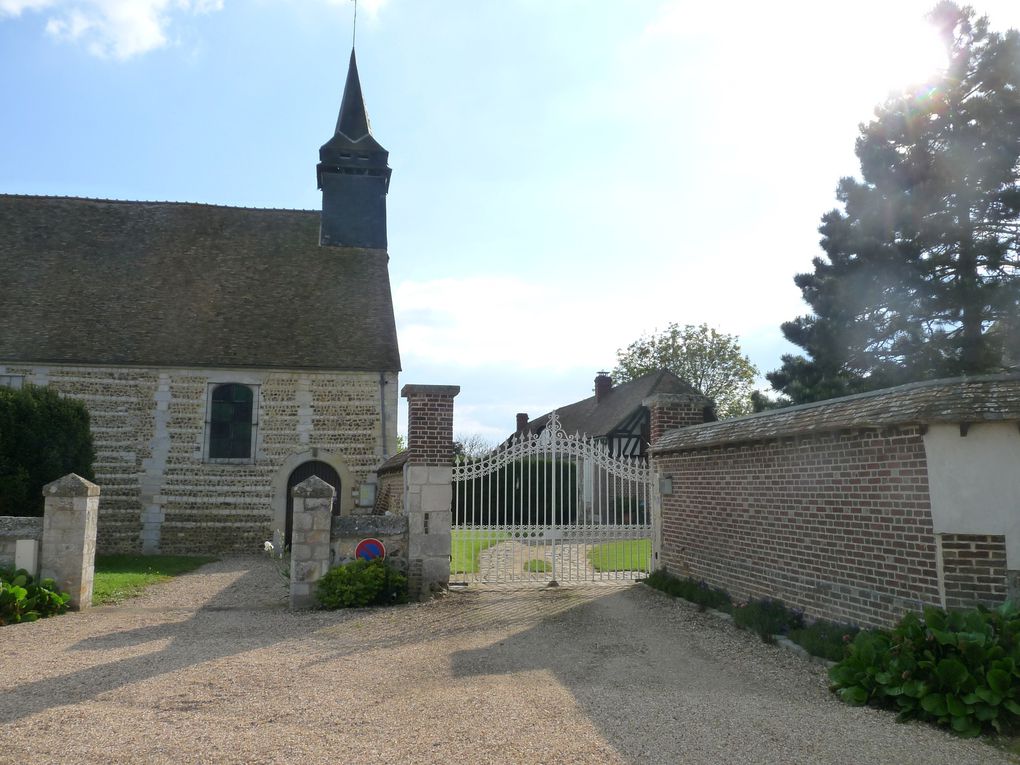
[594,372,612,403]
[516,412,530,434]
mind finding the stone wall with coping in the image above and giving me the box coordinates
[0,363,398,555]
[331,514,408,572]
[0,516,42,570]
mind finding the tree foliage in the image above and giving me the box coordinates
[613,323,758,418]
[771,2,1020,404]
[0,384,95,516]
[453,433,494,459]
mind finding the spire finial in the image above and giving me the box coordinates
[352,0,358,49]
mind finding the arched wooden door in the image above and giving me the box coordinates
[285,460,341,547]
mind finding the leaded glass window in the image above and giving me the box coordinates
[208,383,254,459]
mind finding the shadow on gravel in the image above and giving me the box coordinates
[0,563,312,725]
[0,566,618,726]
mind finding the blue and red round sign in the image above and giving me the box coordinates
[355,538,386,561]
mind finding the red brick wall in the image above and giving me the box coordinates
[940,534,1008,610]
[656,426,942,628]
[649,403,705,445]
[404,390,456,465]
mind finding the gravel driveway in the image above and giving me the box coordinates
[0,556,1015,765]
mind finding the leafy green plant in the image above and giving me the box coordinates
[644,569,733,613]
[317,559,408,609]
[829,603,1020,737]
[789,620,859,662]
[734,598,804,643]
[0,566,71,625]
[524,559,550,573]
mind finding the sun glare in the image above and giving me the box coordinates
[881,25,949,90]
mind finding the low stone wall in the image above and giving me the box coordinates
[0,516,43,569]
[331,514,408,572]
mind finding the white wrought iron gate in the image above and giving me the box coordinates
[451,413,653,584]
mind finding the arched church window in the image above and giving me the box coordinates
[208,383,256,460]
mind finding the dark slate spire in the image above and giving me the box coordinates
[334,48,373,144]
[317,48,391,249]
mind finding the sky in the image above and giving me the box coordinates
[4,0,1020,444]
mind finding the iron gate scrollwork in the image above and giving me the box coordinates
[451,412,653,584]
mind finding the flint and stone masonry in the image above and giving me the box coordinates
[402,384,459,598]
[40,473,100,610]
[289,475,335,609]
[0,364,398,555]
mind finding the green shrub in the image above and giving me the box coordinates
[829,603,1020,738]
[0,384,95,516]
[734,598,805,643]
[644,569,733,613]
[0,566,71,625]
[789,620,860,662]
[316,559,408,609]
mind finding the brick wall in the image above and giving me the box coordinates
[940,534,1009,610]
[2,363,397,554]
[656,426,942,628]
[402,385,459,465]
[644,393,712,445]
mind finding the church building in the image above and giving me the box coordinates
[0,50,400,554]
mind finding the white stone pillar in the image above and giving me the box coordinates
[40,473,100,610]
[289,475,335,609]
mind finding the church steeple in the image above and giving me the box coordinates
[317,48,391,249]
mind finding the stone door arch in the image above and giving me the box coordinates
[285,461,341,547]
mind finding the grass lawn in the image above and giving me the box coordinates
[451,530,509,574]
[93,554,218,605]
[588,539,651,572]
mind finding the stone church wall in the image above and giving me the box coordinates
[0,363,399,555]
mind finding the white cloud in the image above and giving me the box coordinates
[2,0,223,59]
[0,0,56,15]
[396,275,631,372]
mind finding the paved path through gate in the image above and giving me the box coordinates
[0,557,1011,764]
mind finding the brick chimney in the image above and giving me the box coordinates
[594,372,612,403]
[516,412,529,434]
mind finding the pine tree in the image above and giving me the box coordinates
[770,2,1020,404]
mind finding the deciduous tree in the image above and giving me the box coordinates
[613,323,758,418]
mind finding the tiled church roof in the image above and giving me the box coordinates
[0,195,401,371]
[653,374,1020,453]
